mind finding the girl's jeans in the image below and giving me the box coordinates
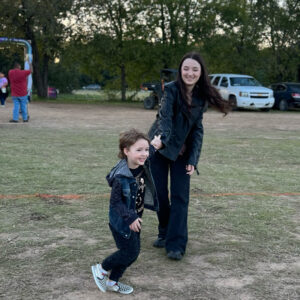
[102,224,140,282]
[12,96,28,121]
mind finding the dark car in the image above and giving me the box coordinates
[270,82,300,111]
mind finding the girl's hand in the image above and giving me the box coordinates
[186,164,195,175]
[129,218,143,232]
[151,135,162,150]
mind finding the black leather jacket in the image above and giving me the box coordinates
[149,81,206,167]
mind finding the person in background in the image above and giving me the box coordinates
[0,72,8,107]
[8,59,32,123]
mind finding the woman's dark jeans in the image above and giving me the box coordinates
[102,224,140,282]
[150,151,190,254]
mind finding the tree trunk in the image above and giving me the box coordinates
[120,64,126,101]
[41,54,49,97]
[298,43,300,81]
[32,52,49,98]
[159,2,169,68]
[31,41,46,97]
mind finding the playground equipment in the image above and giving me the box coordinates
[0,37,33,97]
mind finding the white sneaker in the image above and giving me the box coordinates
[95,263,107,278]
[91,264,108,293]
[106,281,134,294]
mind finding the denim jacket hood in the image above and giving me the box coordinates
[106,159,133,187]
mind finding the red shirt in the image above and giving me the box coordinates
[8,69,31,97]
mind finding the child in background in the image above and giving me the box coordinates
[0,72,8,107]
[91,129,160,294]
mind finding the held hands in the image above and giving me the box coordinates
[129,218,143,232]
[186,164,195,176]
[151,135,162,150]
[151,134,194,175]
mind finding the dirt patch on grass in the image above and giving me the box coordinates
[1,99,300,132]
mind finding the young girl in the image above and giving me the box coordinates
[91,129,160,294]
[149,51,230,260]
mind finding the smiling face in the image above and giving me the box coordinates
[181,58,201,89]
[124,138,150,169]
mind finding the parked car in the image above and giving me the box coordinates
[269,82,300,111]
[82,84,101,90]
[141,68,178,109]
[209,74,274,111]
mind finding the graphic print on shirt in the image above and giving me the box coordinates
[136,176,145,215]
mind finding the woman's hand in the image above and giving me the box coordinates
[151,135,162,150]
[186,164,195,175]
[129,218,143,232]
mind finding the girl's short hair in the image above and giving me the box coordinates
[118,128,150,159]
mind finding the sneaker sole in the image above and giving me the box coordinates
[119,288,134,295]
[91,265,106,293]
[117,283,134,295]
[106,284,134,294]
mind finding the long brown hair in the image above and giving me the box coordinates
[177,51,230,115]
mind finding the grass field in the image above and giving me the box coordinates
[61,89,151,103]
[0,101,299,299]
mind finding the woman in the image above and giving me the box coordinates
[149,51,230,260]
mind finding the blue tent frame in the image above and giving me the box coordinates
[0,37,33,95]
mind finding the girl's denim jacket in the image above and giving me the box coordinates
[106,147,159,239]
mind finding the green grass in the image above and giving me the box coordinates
[32,89,151,104]
[0,105,299,299]
[196,129,300,193]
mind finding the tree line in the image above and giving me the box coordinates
[0,0,299,99]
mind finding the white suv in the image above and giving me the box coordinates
[209,74,274,111]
